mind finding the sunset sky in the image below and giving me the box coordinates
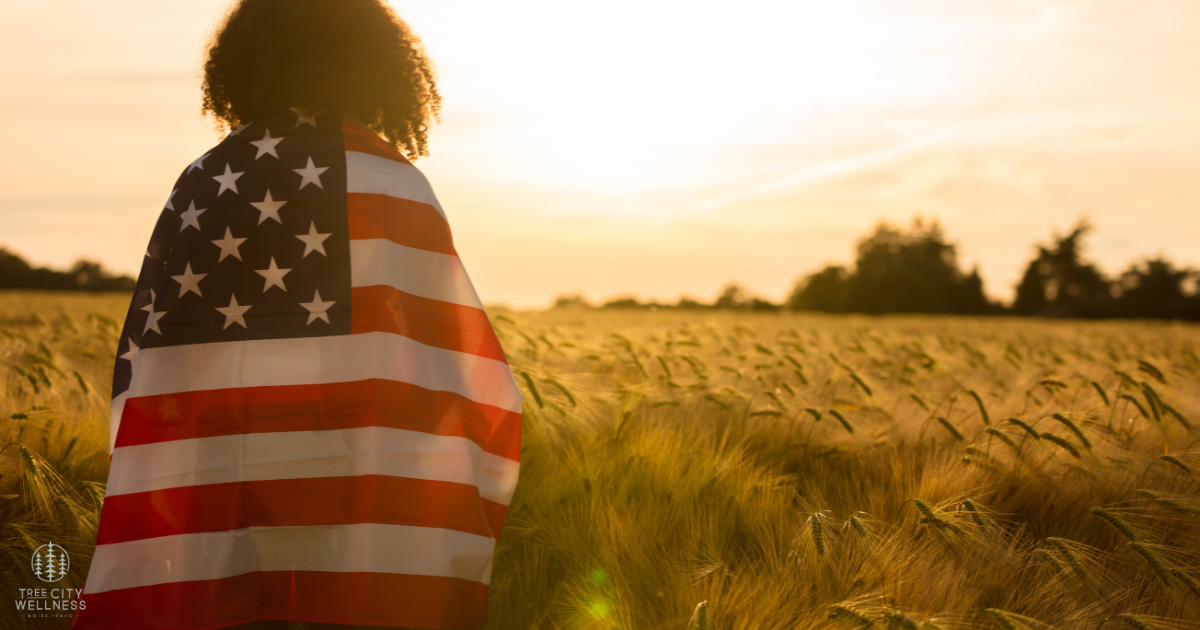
[2,0,1198,307]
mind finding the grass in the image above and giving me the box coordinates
[2,291,1200,629]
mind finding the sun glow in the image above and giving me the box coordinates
[1,1,1197,307]
[400,1,1020,197]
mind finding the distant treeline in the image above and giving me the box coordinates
[561,218,1200,321]
[0,249,135,292]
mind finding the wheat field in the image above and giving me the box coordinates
[1,291,1198,630]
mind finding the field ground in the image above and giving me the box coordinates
[1,291,1199,629]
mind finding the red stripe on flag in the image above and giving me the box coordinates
[348,192,456,255]
[342,119,412,164]
[73,570,488,630]
[482,500,510,542]
[350,285,507,362]
[97,475,506,544]
[115,379,522,460]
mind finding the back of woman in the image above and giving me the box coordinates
[72,2,523,628]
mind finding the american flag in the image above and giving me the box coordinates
[74,108,522,629]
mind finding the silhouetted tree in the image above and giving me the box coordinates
[552,293,591,309]
[1111,258,1199,320]
[713,283,747,309]
[0,249,36,288]
[707,283,778,310]
[787,265,848,312]
[746,298,780,311]
[0,248,135,291]
[788,218,995,314]
[601,296,644,309]
[1012,221,1111,318]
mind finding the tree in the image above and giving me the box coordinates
[787,265,848,312]
[552,294,591,309]
[0,248,36,288]
[1012,221,1111,318]
[713,283,747,309]
[601,296,644,309]
[788,218,996,315]
[0,248,135,291]
[1111,258,1200,320]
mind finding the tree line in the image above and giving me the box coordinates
[565,218,1200,321]
[0,248,136,292]
[4,223,1197,320]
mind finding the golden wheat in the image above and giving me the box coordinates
[1,294,1199,629]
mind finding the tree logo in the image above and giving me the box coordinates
[31,542,69,583]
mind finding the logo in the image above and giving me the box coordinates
[31,542,69,583]
[13,542,83,618]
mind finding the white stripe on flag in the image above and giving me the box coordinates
[106,425,521,504]
[350,239,483,309]
[346,150,446,219]
[85,522,495,594]
[123,332,522,413]
[109,391,129,454]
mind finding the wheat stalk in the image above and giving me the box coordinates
[1128,542,1169,576]
[1158,455,1193,476]
[1114,615,1155,630]
[882,610,920,630]
[828,605,874,627]
[1006,418,1041,440]
[1047,538,1090,584]
[986,428,1019,453]
[1136,490,1200,517]
[808,512,827,556]
[985,609,1020,630]
[960,499,987,528]
[690,600,709,630]
[1089,507,1138,541]
[1039,432,1081,459]
[937,417,964,442]
[829,409,855,434]
[1050,413,1091,450]
[967,389,991,425]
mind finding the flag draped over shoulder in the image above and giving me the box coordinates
[73,108,522,630]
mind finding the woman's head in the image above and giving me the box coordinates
[202,0,440,159]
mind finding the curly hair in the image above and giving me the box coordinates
[202,0,441,159]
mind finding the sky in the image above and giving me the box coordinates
[1,0,1198,308]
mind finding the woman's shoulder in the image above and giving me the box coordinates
[167,108,439,224]
[178,109,415,178]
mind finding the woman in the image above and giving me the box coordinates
[73,2,523,629]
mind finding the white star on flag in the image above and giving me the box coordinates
[229,122,249,136]
[119,338,140,363]
[164,188,177,211]
[186,152,210,173]
[216,295,253,329]
[290,107,320,128]
[213,163,245,196]
[179,201,206,232]
[251,129,284,160]
[251,190,288,224]
[141,290,167,335]
[255,257,292,292]
[300,290,336,325]
[171,263,207,298]
[295,222,332,257]
[211,227,248,262]
[293,156,328,189]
